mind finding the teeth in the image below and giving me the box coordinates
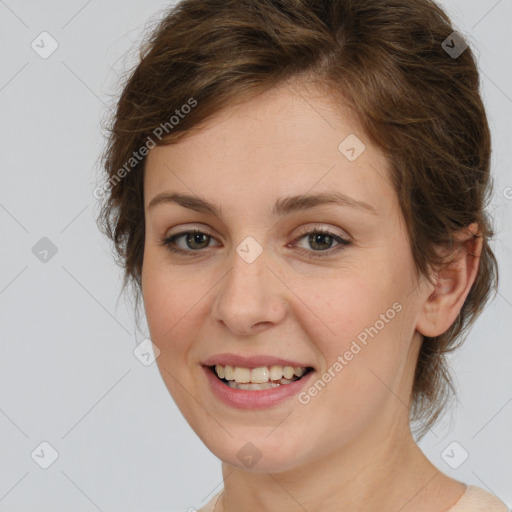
[215,365,225,379]
[269,365,283,381]
[228,381,282,390]
[283,366,295,379]
[294,367,305,377]
[224,365,235,380]
[233,367,251,383]
[214,364,309,384]
[251,367,270,384]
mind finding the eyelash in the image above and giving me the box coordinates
[158,226,351,259]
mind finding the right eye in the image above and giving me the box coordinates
[158,228,219,256]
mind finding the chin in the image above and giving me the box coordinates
[196,427,313,474]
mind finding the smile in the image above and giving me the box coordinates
[203,364,316,409]
[212,364,313,390]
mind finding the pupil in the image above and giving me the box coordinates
[188,232,208,249]
[310,233,331,250]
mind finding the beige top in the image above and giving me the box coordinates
[197,485,510,512]
[447,486,509,511]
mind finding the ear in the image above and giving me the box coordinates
[416,222,483,338]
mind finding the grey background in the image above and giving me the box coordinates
[0,1,511,511]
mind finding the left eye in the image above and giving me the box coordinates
[293,228,351,254]
[159,227,351,258]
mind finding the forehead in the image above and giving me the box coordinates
[143,80,395,220]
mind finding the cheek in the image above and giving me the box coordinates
[300,263,412,393]
[141,254,199,359]
[141,258,208,416]
[304,267,404,342]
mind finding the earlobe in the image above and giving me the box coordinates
[416,223,482,338]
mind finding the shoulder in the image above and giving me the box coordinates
[192,490,223,512]
[448,485,510,512]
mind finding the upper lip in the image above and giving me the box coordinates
[202,353,314,369]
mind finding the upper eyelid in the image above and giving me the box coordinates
[164,225,349,243]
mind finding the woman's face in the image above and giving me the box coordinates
[141,80,432,472]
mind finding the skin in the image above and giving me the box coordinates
[141,78,482,512]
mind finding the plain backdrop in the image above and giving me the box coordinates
[0,1,511,511]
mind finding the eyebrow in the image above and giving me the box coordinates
[148,191,378,217]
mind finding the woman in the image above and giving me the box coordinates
[96,0,508,510]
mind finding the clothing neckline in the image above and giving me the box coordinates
[446,484,469,511]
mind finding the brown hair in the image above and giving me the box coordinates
[96,0,498,440]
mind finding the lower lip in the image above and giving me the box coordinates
[202,366,316,409]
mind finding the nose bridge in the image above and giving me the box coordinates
[212,234,285,334]
[223,234,270,303]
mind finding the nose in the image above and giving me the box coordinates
[211,244,288,336]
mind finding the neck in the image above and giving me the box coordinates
[217,418,447,512]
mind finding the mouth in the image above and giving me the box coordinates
[206,364,315,391]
